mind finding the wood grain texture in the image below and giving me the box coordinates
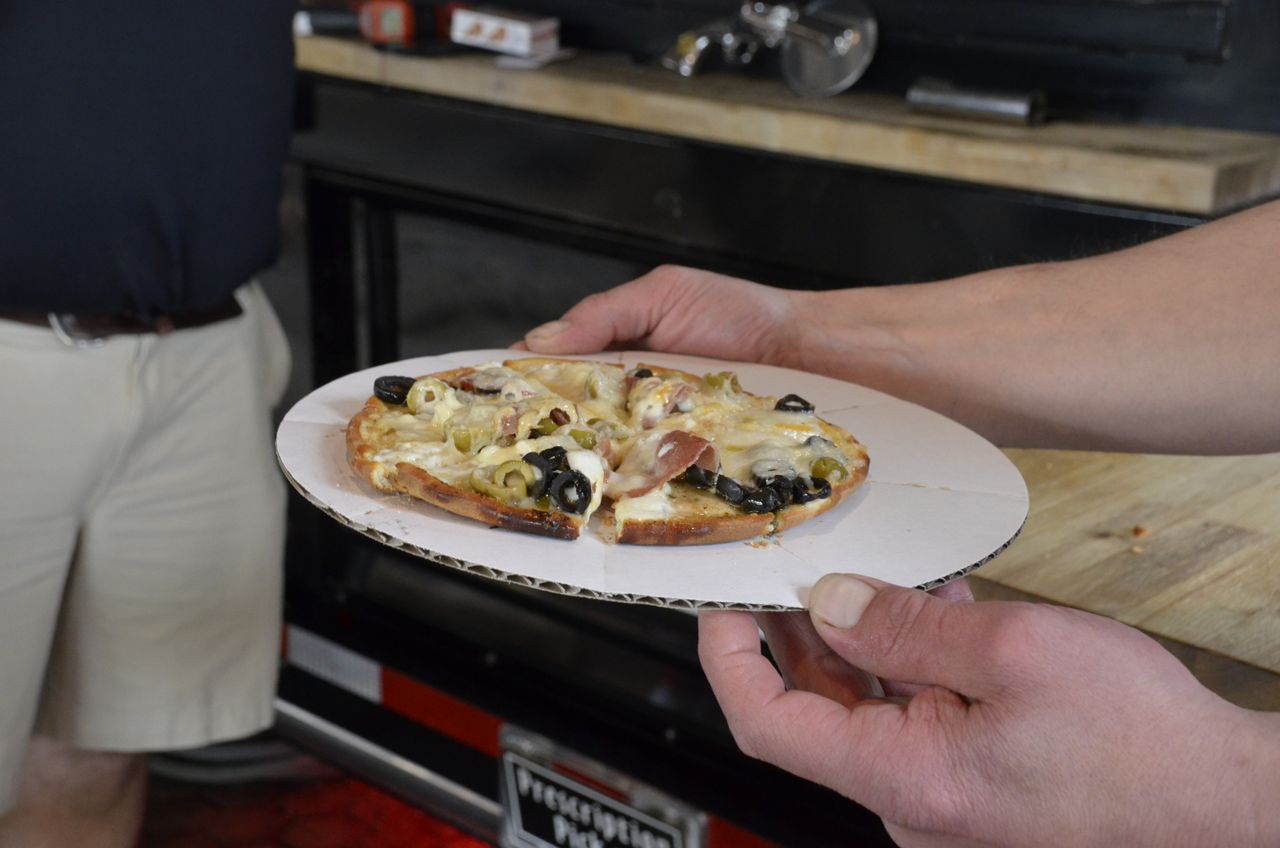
[973,449,1280,708]
[296,36,1280,214]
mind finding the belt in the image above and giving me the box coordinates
[0,297,243,347]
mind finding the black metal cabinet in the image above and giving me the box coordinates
[292,75,1195,382]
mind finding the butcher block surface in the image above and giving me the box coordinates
[975,450,1280,710]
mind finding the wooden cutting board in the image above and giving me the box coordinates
[973,449,1280,710]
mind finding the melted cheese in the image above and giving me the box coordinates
[362,358,864,537]
[603,431,663,499]
[373,440,469,485]
[613,485,676,522]
[567,449,607,516]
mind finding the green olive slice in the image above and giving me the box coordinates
[810,456,847,482]
[494,460,536,499]
[469,460,534,503]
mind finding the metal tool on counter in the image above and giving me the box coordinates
[661,1,878,98]
[294,1,415,47]
[906,78,1048,126]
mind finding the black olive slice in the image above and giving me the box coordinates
[714,475,746,504]
[631,368,654,379]
[756,476,795,505]
[739,487,782,514]
[373,375,416,405]
[681,465,717,489]
[775,393,815,413]
[548,469,592,515]
[539,446,569,471]
[523,452,553,498]
[791,476,832,504]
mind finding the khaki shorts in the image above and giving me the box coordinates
[0,284,291,811]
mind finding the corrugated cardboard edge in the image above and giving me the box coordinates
[280,457,1024,610]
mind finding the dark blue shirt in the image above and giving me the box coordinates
[0,2,296,315]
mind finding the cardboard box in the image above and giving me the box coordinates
[450,7,559,58]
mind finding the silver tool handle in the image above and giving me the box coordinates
[906,78,1048,126]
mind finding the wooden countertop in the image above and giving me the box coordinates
[296,36,1280,216]
[974,450,1280,710]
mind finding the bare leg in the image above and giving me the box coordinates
[0,736,146,848]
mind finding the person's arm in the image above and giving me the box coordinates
[525,199,1280,454]
[699,580,1280,847]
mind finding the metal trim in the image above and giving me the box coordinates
[273,697,502,842]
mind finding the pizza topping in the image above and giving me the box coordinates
[739,487,782,514]
[775,393,816,413]
[373,375,416,405]
[508,399,577,442]
[681,464,717,489]
[792,476,833,504]
[548,469,593,514]
[539,445,569,469]
[469,460,538,503]
[714,474,746,504]
[613,484,676,522]
[810,456,847,482]
[452,365,546,401]
[377,411,441,441]
[521,451,554,496]
[606,430,718,499]
[703,371,742,393]
[566,449,607,515]
[443,402,511,453]
[372,440,468,485]
[684,457,835,513]
[583,369,620,401]
[404,378,454,414]
[628,377,697,430]
[750,458,797,482]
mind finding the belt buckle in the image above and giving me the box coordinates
[48,313,108,349]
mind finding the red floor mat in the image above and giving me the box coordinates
[140,775,492,848]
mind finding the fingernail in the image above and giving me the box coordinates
[527,319,570,340]
[809,574,876,629]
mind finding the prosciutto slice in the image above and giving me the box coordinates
[605,430,718,499]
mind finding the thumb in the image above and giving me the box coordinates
[524,272,673,354]
[808,573,1032,700]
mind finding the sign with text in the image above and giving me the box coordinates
[500,748,697,848]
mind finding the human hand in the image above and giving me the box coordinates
[699,575,1279,847]
[520,265,804,366]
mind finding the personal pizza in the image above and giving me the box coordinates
[346,358,868,545]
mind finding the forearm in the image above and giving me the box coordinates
[1232,710,1280,847]
[790,200,1280,453]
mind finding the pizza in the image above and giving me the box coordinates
[345,357,868,545]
